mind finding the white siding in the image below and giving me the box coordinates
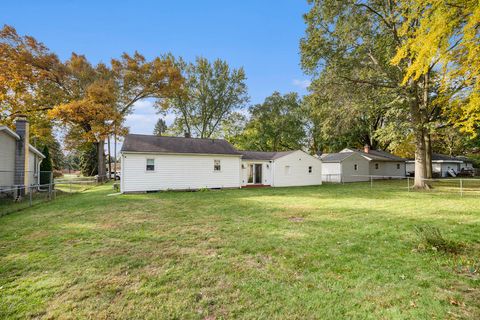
[272,151,322,187]
[121,153,242,192]
[321,162,342,182]
[341,153,370,182]
[0,131,15,187]
[28,151,40,186]
[406,162,415,175]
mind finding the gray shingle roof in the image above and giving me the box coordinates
[320,152,355,163]
[431,153,465,161]
[238,150,296,160]
[321,149,406,163]
[356,149,406,161]
[121,134,241,156]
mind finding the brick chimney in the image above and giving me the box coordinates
[14,115,30,194]
[364,144,370,153]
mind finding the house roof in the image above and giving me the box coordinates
[341,148,406,162]
[0,125,20,140]
[320,152,355,163]
[238,150,296,160]
[29,145,46,158]
[406,153,470,163]
[432,153,466,162]
[121,134,241,156]
[322,148,406,163]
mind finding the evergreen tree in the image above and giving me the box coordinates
[153,118,167,136]
[39,146,53,185]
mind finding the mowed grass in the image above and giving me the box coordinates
[0,182,479,319]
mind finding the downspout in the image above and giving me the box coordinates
[271,160,275,187]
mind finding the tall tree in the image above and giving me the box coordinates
[48,55,124,180]
[300,0,442,188]
[237,92,306,151]
[153,118,167,136]
[392,0,480,137]
[161,57,249,138]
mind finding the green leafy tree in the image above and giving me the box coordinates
[79,143,98,177]
[237,92,306,151]
[300,0,441,188]
[161,57,249,138]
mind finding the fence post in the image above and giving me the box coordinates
[29,186,33,206]
[460,179,463,197]
[48,182,52,201]
[407,177,410,192]
[370,176,373,189]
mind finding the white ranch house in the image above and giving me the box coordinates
[120,134,322,193]
[320,146,406,183]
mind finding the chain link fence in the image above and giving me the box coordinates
[323,173,480,196]
[0,171,108,216]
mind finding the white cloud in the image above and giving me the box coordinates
[132,99,156,112]
[292,79,311,89]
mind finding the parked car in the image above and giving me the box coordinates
[458,168,475,177]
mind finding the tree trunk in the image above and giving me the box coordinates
[107,135,112,180]
[96,140,106,182]
[410,97,427,188]
[425,133,433,179]
[114,132,117,177]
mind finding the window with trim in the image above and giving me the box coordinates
[308,166,312,173]
[375,163,379,170]
[146,158,155,171]
[354,164,358,171]
[214,160,221,171]
[396,164,400,169]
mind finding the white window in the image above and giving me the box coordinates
[397,164,400,169]
[214,160,221,171]
[354,164,358,171]
[146,158,155,171]
[308,166,313,173]
[285,165,291,175]
[375,163,379,170]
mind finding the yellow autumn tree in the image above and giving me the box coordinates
[392,0,480,136]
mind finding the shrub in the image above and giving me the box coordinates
[414,225,464,254]
[53,170,63,178]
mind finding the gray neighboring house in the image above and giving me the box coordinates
[406,153,475,177]
[320,146,406,182]
[0,116,45,194]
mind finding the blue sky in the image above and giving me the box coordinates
[1,0,312,136]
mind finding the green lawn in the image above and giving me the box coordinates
[0,182,479,319]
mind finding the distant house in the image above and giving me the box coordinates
[406,154,475,177]
[320,145,406,182]
[120,134,322,193]
[0,116,45,194]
